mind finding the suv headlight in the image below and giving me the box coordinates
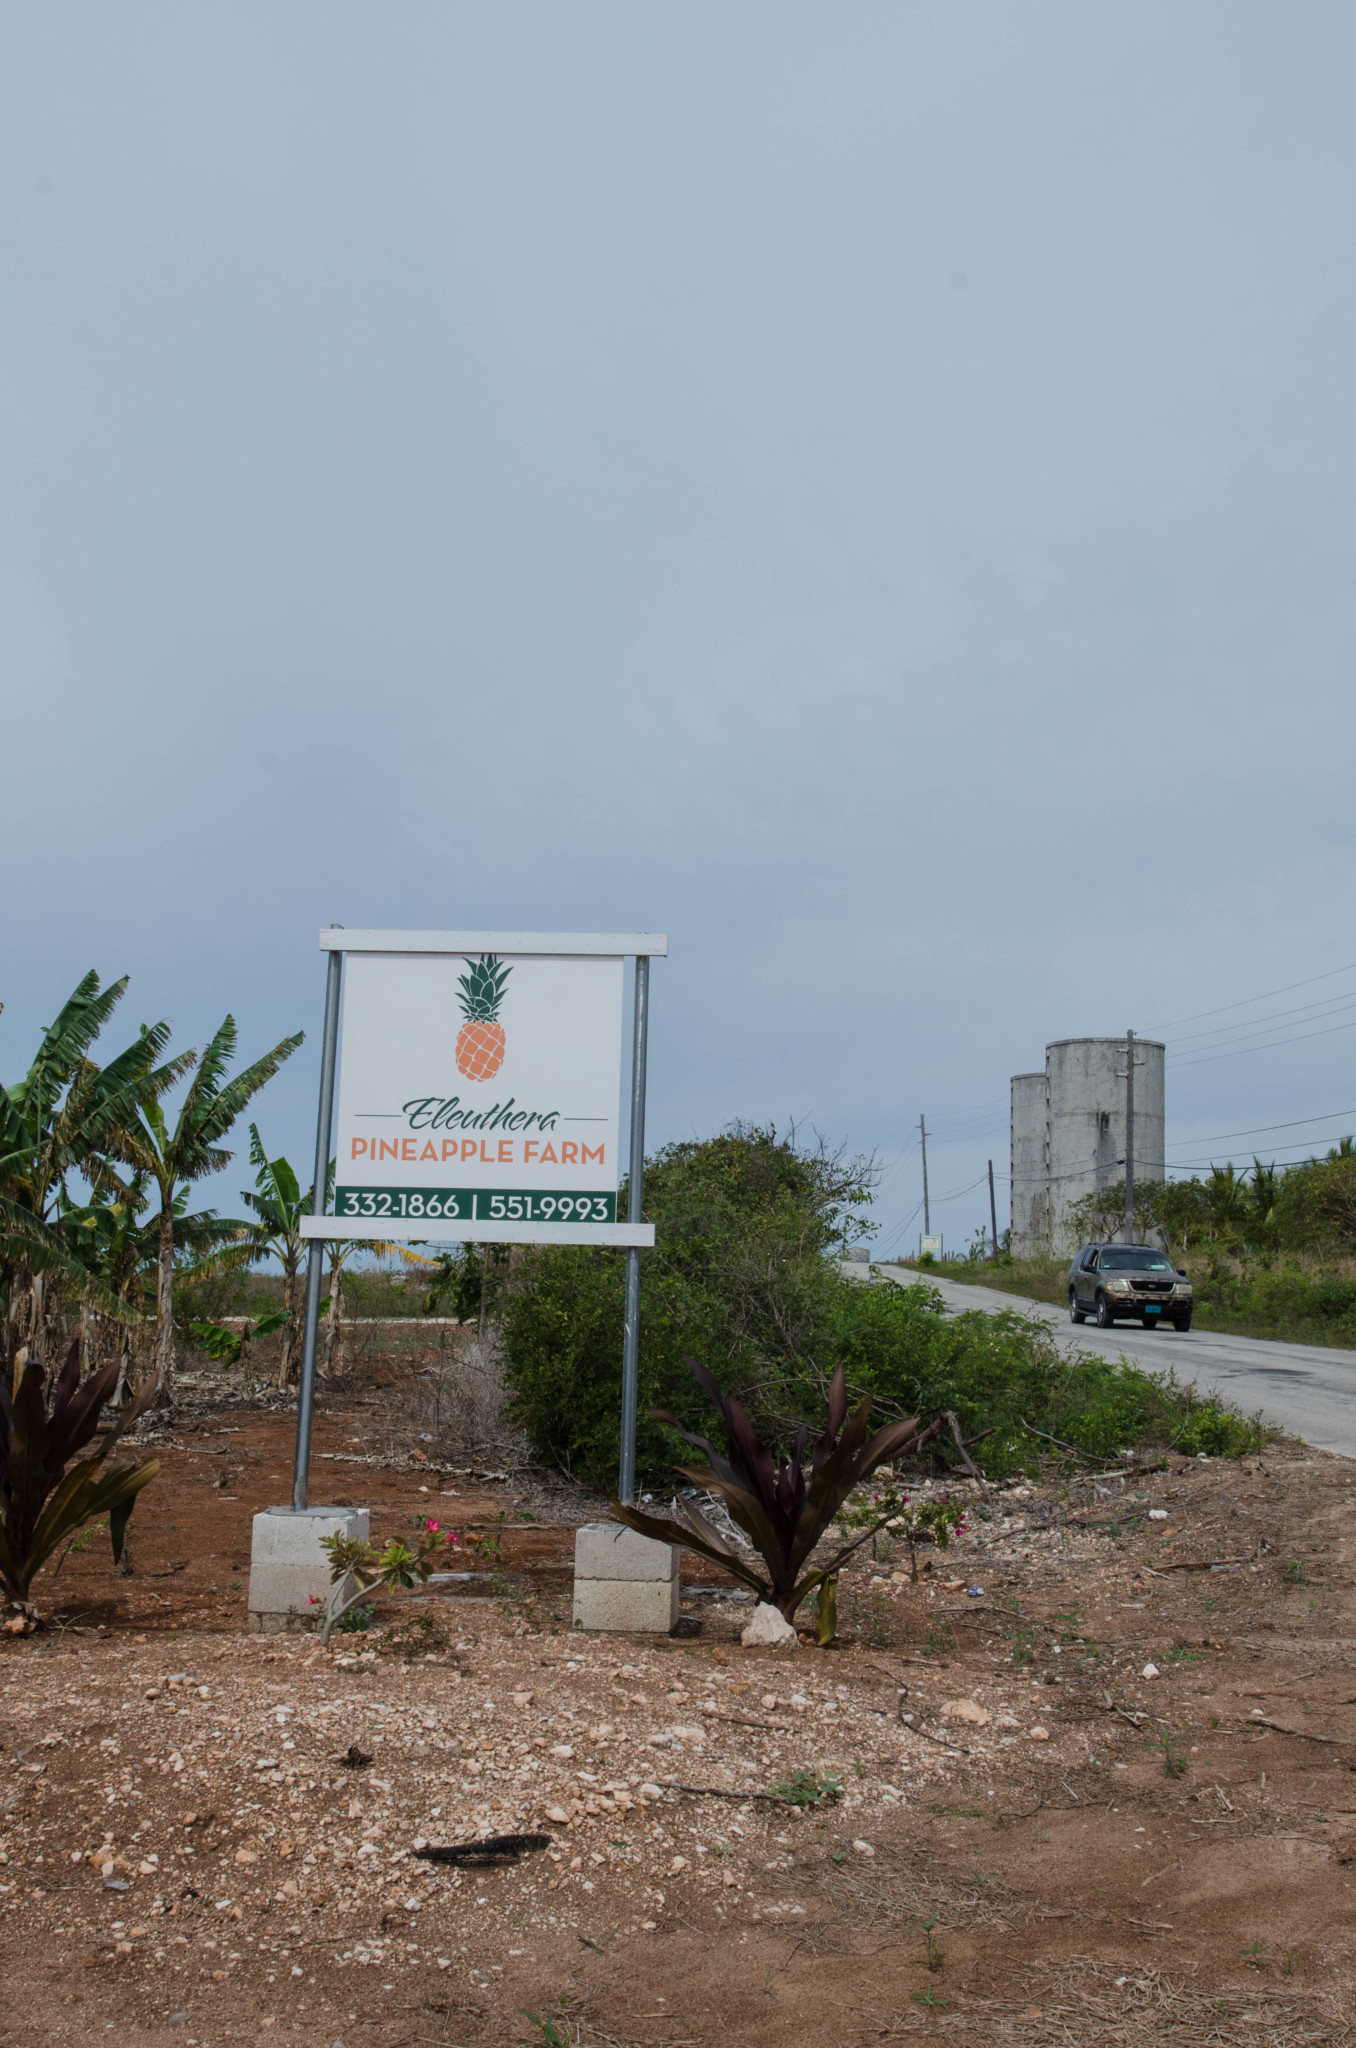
[1172,1282,1191,1297]
[1105,1278,1132,1294]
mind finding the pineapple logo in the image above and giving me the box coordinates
[455,953,511,1081]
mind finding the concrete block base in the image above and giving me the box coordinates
[247,1505,369,1634]
[573,1522,679,1634]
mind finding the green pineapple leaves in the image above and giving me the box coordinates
[611,1357,944,1624]
[457,954,511,1022]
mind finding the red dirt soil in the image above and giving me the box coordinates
[3,1394,1356,2047]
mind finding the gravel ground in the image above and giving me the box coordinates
[5,1431,1356,2046]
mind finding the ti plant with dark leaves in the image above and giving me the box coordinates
[611,1357,945,1635]
[0,1340,159,1624]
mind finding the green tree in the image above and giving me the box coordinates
[113,1018,303,1401]
[1278,1141,1356,1252]
[239,1126,315,1389]
[500,1124,878,1485]
[1,971,187,1372]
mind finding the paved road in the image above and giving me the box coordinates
[878,1265,1356,1459]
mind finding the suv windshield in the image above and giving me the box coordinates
[1099,1248,1174,1272]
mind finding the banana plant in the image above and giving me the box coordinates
[1,971,188,1369]
[111,1018,303,1401]
[238,1126,312,1389]
[0,1338,158,1623]
[610,1357,945,1631]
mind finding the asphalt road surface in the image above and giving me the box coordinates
[879,1265,1356,1460]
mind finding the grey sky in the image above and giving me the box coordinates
[4,4,1356,1253]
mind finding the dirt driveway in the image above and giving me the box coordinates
[3,1404,1356,2046]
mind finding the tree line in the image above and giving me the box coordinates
[1065,1141,1356,1260]
[0,969,324,1408]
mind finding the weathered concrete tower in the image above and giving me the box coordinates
[1010,1072,1050,1258]
[1010,1037,1165,1257]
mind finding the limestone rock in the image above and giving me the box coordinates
[940,1699,992,1727]
[741,1603,797,1647]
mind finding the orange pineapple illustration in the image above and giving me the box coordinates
[455,954,511,1080]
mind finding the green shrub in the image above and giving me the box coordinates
[501,1125,863,1486]
[501,1179,1265,1488]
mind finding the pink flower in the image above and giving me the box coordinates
[425,1519,441,1532]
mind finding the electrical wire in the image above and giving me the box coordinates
[1163,1106,1356,1147]
[1171,1015,1356,1068]
[1164,991,1356,1052]
[1145,959,1356,1034]
[1164,1136,1354,1170]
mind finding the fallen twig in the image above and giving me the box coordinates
[943,1410,991,1495]
[996,1790,1045,1826]
[1143,1558,1249,1574]
[660,1778,793,1804]
[1253,1717,1356,1748]
[896,1698,969,1752]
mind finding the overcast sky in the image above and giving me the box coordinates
[5,4,1356,1254]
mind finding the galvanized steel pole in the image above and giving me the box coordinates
[919,1114,930,1240]
[988,1159,1000,1263]
[292,942,344,1511]
[618,954,650,1505]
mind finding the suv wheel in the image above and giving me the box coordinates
[1172,1313,1192,1332]
[1069,1291,1086,1324]
[1094,1292,1116,1328]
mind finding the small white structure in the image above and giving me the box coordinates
[247,1504,368,1635]
[572,1522,679,1633]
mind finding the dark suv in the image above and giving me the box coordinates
[1067,1244,1193,1331]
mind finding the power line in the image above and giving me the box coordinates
[1165,1136,1354,1170]
[1171,1015,1356,1069]
[1145,959,1356,1034]
[1164,991,1356,1053]
[1164,1106,1356,1148]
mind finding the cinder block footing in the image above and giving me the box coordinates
[573,1522,679,1633]
[247,1505,368,1634]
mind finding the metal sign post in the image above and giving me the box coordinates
[292,943,344,1510]
[617,955,649,1506]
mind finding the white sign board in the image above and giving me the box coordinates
[333,950,624,1233]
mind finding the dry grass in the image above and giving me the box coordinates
[883,1957,1351,2045]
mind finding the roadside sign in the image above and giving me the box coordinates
[920,1234,943,1258]
[333,948,624,1232]
[290,929,666,1511]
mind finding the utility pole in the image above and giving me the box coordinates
[988,1158,1000,1263]
[919,1114,931,1239]
[1124,1028,1135,1245]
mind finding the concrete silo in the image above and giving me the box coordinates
[1010,1072,1050,1258]
[1010,1036,1165,1257]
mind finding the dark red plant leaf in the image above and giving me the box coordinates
[44,1346,119,1482]
[809,1364,850,1476]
